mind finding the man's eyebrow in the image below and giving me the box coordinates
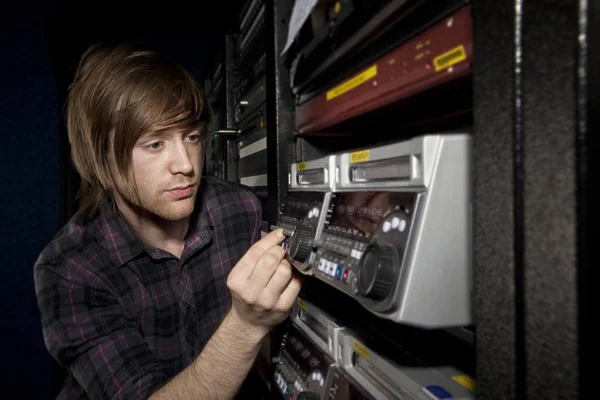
[139,128,200,141]
[139,131,168,140]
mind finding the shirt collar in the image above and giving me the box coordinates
[95,181,215,266]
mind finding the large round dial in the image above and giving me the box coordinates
[355,243,399,301]
[289,225,314,263]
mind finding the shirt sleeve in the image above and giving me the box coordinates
[34,265,167,400]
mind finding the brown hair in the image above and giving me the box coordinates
[66,42,210,215]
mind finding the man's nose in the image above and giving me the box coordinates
[169,141,194,175]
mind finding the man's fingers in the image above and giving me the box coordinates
[245,245,286,298]
[263,260,294,298]
[274,271,303,312]
[234,229,286,277]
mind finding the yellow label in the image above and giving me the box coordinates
[298,162,307,171]
[352,340,370,360]
[350,150,370,163]
[326,65,377,101]
[334,1,341,13]
[433,45,467,72]
[452,375,476,392]
[298,299,308,311]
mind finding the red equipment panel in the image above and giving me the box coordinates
[295,5,473,135]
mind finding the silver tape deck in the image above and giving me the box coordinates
[273,134,473,328]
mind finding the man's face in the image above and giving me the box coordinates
[127,129,204,221]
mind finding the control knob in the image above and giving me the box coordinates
[288,225,314,263]
[355,244,399,301]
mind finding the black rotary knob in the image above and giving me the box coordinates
[289,225,314,263]
[356,244,399,301]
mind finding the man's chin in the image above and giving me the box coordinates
[149,198,196,221]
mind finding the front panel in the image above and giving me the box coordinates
[273,154,337,273]
[274,325,336,399]
[336,330,475,400]
[311,134,473,328]
[290,297,347,362]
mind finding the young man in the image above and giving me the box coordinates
[33,43,302,399]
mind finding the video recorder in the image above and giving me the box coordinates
[336,329,475,400]
[274,134,473,328]
[277,297,476,399]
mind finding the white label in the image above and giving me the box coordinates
[281,0,318,55]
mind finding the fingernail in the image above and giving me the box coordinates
[276,229,285,238]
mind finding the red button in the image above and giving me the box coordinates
[342,269,349,283]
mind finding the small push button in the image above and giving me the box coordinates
[341,269,349,283]
[335,266,344,280]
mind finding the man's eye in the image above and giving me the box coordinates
[187,135,201,143]
[147,142,164,151]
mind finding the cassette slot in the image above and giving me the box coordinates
[338,137,428,190]
[289,155,337,191]
[290,297,347,362]
[353,359,405,399]
[298,307,328,344]
[297,167,327,185]
[349,155,413,183]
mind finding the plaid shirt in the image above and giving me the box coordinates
[34,177,262,399]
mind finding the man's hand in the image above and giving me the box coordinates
[149,229,303,400]
[226,229,303,338]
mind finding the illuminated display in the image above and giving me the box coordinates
[282,192,323,219]
[327,192,414,237]
[285,333,328,376]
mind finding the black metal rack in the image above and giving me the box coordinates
[208,0,595,398]
[471,2,593,399]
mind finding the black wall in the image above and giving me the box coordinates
[0,2,233,397]
[0,19,61,400]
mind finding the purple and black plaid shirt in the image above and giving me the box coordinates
[34,177,262,399]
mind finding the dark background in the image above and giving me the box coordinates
[0,0,244,397]
[1,1,594,399]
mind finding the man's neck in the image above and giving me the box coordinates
[112,196,189,259]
